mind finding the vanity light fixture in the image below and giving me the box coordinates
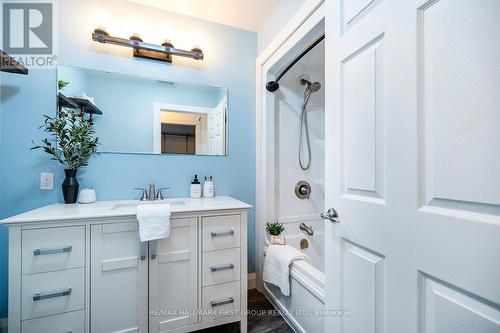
[92,28,204,63]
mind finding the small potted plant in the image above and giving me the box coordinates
[266,222,285,245]
[32,109,99,204]
[58,80,69,90]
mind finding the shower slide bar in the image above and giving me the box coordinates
[265,33,325,93]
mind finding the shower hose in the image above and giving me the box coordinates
[299,90,312,171]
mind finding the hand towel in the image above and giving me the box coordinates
[263,245,308,296]
[136,203,171,242]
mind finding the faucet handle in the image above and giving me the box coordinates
[134,187,148,201]
[157,187,171,200]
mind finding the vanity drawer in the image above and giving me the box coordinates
[202,248,240,287]
[22,268,84,320]
[202,281,240,321]
[202,215,240,252]
[22,226,85,274]
[22,310,84,333]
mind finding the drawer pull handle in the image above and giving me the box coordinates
[140,241,146,261]
[210,263,234,272]
[33,288,72,301]
[33,246,72,256]
[211,297,234,307]
[211,230,234,238]
[150,240,157,260]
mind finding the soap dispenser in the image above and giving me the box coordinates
[190,175,201,199]
[203,176,214,198]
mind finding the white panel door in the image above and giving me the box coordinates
[149,217,198,333]
[324,1,500,332]
[90,222,148,333]
[208,99,227,155]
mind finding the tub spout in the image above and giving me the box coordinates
[299,223,314,236]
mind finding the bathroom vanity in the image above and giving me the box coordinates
[1,196,251,333]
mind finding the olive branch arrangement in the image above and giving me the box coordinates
[32,109,99,169]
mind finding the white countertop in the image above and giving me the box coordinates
[0,196,252,225]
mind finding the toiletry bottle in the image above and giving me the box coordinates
[190,175,201,199]
[203,176,214,198]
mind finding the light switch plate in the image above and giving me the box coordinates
[40,172,54,190]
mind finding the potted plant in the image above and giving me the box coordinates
[266,222,285,245]
[58,80,69,90]
[32,109,99,203]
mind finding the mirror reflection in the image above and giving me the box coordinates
[57,65,228,155]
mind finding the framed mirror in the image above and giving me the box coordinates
[57,65,228,155]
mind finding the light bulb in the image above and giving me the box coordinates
[191,32,203,49]
[129,18,145,40]
[93,9,109,32]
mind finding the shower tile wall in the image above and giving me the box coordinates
[276,42,325,220]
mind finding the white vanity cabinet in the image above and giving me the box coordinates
[7,223,88,333]
[90,221,148,333]
[2,197,250,333]
[148,217,198,333]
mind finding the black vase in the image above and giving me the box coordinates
[62,169,79,204]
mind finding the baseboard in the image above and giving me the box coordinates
[0,317,7,333]
[248,272,256,289]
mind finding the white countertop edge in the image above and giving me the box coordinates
[1,196,252,225]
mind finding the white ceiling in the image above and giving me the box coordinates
[128,0,281,32]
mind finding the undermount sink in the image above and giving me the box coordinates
[111,199,186,210]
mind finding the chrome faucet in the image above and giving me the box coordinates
[148,181,156,201]
[134,181,170,201]
[299,223,314,236]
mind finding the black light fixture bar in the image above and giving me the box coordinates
[92,28,204,63]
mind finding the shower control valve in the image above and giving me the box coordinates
[295,181,311,199]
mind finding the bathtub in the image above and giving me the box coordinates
[263,218,325,333]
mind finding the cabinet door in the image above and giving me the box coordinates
[91,222,148,333]
[149,217,198,333]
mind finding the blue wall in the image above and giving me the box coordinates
[0,0,256,319]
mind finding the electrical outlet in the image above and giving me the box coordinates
[40,172,54,190]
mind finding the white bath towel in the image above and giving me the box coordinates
[263,245,308,296]
[136,203,171,242]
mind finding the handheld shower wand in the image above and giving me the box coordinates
[299,79,321,170]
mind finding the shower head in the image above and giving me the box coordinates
[300,78,321,108]
[300,78,321,93]
[309,81,321,93]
